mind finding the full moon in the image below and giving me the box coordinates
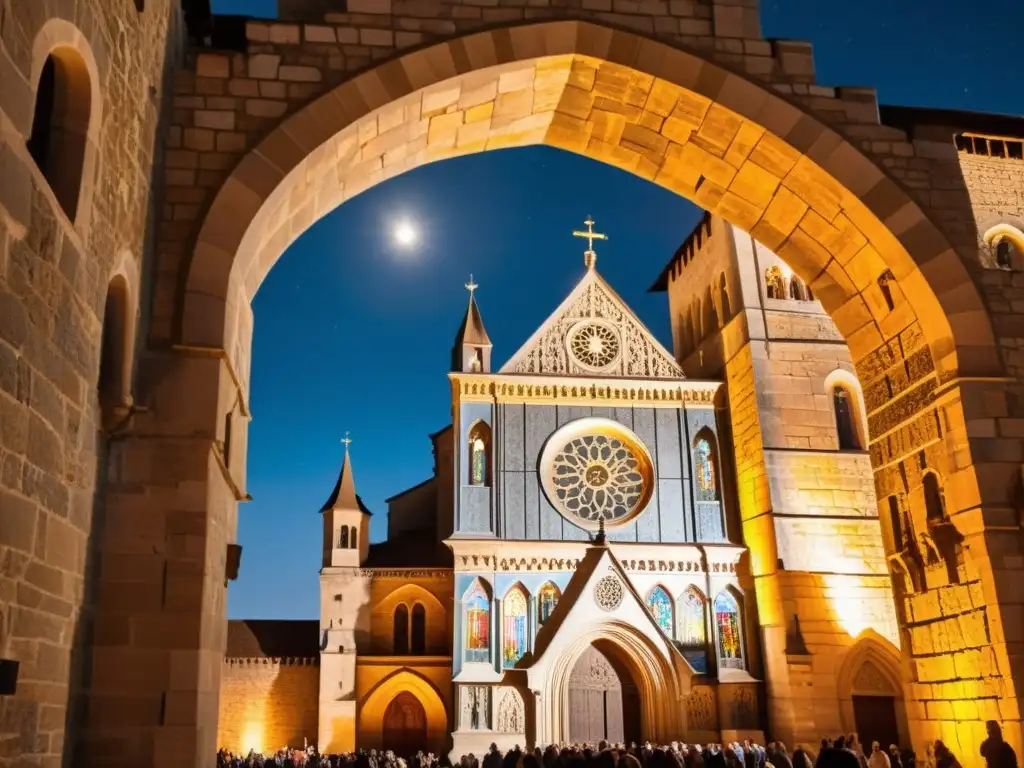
[393,220,418,248]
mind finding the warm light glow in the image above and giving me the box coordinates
[393,219,418,248]
[777,260,793,278]
[826,574,871,639]
[240,721,265,755]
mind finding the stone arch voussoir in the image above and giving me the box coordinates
[181,20,997,393]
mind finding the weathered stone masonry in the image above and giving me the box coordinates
[1,0,1023,767]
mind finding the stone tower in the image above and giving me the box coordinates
[653,215,902,747]
[451,278,492,374]
[319,442,372,752]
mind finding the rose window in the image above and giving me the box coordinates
[539,418,654,530]
[568,321,620,370]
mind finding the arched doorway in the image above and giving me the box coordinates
[850,661,900,754]
[382,692,427,758]
[837,634,908,752]
[568,644,641,745]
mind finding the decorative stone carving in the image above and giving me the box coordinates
[852,661,893,694]
[594,575,624,611]
[731,686,758,730]
[504,278,683,378]
[495,688,525,734]
[686,686,717,730]
[461,686,491,730]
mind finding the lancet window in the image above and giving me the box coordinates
[502,585,528,668]
[464,580,490,663]
[468,422,491,487]
[677,586,707,646]
[832,386,861,450]
[411,603,426,655]
[714,591,744,670]
[694,437,718,502]
[538,582,560,625]
[339,526,349,549]
[647,586,673,637]
[393,604,409,655]
[923,472,947,523]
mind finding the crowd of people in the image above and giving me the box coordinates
[216,723,1018,768]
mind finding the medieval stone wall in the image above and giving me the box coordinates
[959,152,1024,230]
[0,1,180,766]
[217,660,320,754]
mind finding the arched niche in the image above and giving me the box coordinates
[836,631,909,752]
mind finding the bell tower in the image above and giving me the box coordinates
[320,433,368,567]
[451,275,492,373]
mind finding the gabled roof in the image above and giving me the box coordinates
[528,540,695,678]
[499,267,683,379]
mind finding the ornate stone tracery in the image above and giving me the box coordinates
[594,575,624,611]
[495,688,525,734]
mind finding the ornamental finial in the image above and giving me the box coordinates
[465,274,478,296]
[572,216,607,269]
[341,431,352,449]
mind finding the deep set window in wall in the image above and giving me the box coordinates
[832,386,861,451]
[28,47,93,222]
[463,579,490,663]
[468,421,491,487]
[393,603,427,655]
[714,590,744,670]
[693,434,719,502]
[502,585,528,668]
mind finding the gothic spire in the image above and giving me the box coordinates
[320,433,361,513]
[451,275,492,373]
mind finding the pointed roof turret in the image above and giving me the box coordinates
[452,275,492,373]
[320,433,367,514]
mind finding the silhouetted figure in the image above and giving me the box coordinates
[982,721,1019,768]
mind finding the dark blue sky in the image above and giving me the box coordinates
[218,0,1022,620]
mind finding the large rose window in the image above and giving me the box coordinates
[540,417,654,530]
[568,320,621,371]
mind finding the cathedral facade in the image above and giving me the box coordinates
[218,219,904,759]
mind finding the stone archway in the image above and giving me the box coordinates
[837,632,909,752]
[114,16,1019,768]
[358,670,449,755]
[540,621,686,746]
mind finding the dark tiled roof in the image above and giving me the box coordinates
[879,105,1024,140]
[365,531,453,568]
[225,619,320,658]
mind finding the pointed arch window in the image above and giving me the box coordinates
[678,586,707,646]
[502,585,528,668]
[714,591,744,669]
[349,527,358,549]
[923,471,947,523]
[788,276,804,300]
[537,582,560,625]
[647,586,674,637]
[694,436,719,502]
[468,421,491,487]
[996,238,1015,269]
[393,604,409,655]
[765,266,785,300]
[339,526,349,549]
[411,603,426,655]
[832,386,861,450]
[464,580,490,663]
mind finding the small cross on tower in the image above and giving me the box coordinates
[465,274,478,296]
[341,431,352,451]
[573,217,607,269]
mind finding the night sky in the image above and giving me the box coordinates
[209,0,1023,620]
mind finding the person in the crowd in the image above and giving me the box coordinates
[934,740,963,768]
[981,720,1019,768]
[886,745,902,768]
[791,745,813,768]
[867,742,890,768]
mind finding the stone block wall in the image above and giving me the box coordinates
[0,1,180,766]
[217,659,320,754]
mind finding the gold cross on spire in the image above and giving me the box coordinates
[573,217,607,269]
[465,274,478,296]
[341,431,352,449]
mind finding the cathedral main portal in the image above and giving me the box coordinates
[568,645,641,746]
[382,693,428,758]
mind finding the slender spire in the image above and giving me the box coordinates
[320,433,360,513]
[452,275,492,372]
[573,216,607,270]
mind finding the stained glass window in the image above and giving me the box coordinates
[502,586,528,668]
[678,587,707,646]
[538,582,560,624]
[468,422,490,487]
[695,438,718,502]
[647,586,673,637]
[715,591,743,669]
[464,581,490,663]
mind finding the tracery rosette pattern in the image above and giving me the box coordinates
[551,434,646,525]
[569,321,620,370]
